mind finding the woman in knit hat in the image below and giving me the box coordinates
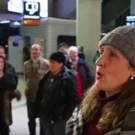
[66,25,135,135]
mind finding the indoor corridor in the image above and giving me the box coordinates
[10,75,40,135]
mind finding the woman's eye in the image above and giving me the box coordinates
[110,52,116,57]
[99,52,103,55]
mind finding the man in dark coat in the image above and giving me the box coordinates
[65,46,92,100]
[59,42,69,61]
[23,44,31,62]
[37,52,79,135]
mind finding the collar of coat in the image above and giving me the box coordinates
[30,57,44,67]
[44,66,76,80]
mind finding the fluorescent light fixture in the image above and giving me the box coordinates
[0,20,11,24]
[10,21,21,27]
[13,21,21,26]
[126,16,135,26]
[126,16,135,21]
[15,35,20,37]
[101,33,106,36]
[8,4,22,13]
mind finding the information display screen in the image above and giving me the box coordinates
[23,2,40,19]
[8,0,48,18]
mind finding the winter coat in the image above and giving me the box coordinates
[37,67,79,122]
[0,71,17,131]
[24,57,49,102]
[66,58,92,92]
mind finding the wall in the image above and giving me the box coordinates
[20,18,76,58]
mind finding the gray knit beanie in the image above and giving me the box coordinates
[99,25,135,68]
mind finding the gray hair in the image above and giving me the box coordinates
[68,46,78,55]
[32,44,43,52]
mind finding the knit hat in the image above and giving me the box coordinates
[99,25,135,68]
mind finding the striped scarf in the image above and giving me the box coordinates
[66,105,135,135]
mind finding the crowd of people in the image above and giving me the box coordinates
[0,42,92,135]
[1,25,135,135]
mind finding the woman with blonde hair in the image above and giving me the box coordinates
[66,25,135,135]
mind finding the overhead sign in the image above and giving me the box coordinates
[22,19,41,25]
[23,2,40,19]
[126,16,135,26]
[8,0,48,18]
[22,2,41,25]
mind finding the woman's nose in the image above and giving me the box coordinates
[96,55,105,67]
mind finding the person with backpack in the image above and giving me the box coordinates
[37,52,79,135]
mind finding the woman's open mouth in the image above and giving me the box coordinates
[96,72,103,79]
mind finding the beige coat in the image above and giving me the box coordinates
[24,57,49,102]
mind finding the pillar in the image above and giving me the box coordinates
[77,0,101,66]
[130,0,135,15]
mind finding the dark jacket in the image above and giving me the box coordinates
[37,67,79,121]
[0,71,17,131]
[5,62,19,127]
[92,50,100,68]
[6,62,18,84]
[23,46,30,62]
[66,58,92,92]
[78,52,85,60]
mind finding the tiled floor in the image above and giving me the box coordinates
[10,76,40,135]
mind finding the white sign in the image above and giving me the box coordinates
[26,2,38,15]
[126,16,135,26]
[8,0,48,18]
[23,2,40,19]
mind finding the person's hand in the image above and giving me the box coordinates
[14,90,22,101]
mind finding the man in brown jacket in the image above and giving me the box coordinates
[24,44,49,135]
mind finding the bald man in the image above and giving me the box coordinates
[24,44,49,135]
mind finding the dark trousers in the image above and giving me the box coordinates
[27,101,44,135]
[0,126,9,135]
[40,114,66,135]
